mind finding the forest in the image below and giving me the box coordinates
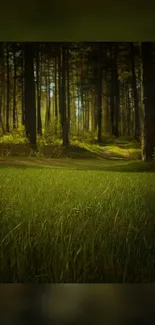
[0,41,154,160]
[0,42,155,283]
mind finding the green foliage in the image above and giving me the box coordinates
[118,70,132,81]
[0,126,27,145]
[1,163,155,282]
[43,119,62,143]
[0,129,141,160]
[0,133,27,144]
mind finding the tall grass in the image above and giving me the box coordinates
[0,165,155,282]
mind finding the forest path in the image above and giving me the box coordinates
[0,156,155,172]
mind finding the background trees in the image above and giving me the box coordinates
[0,41,154,160]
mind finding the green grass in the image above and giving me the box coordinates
[0,138,141,160]
[0,157,155,282]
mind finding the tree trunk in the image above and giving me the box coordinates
[0,43,5,134]
[113,44,120,137]
[66,47,70,132]
[6,43,10,132]
[21,46,25,126]
[58,47,63,130]
[130,42,140,140]
[24,42,36,149]
[141,42,155,161]
[110,72,115,136]
[13,43,16,129]
[97,43,102,143]
[61,45,69,147]
[47,57,51,125]
[36,44,42,135]
[126,83,131,136]
[54,55,58,134]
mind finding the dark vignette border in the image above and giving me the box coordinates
[0,1,155,41]
[0,284,155,325]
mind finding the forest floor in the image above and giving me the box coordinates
[0,138,155,282]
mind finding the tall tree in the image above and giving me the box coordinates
[141,42,155,161]
[96,43,103,143]
[113,43,120,137]
[21,44,25,126]
[0,43,5,134]
[66,46,70,132]
[54,55,58,134]
[62,44,69,146]
[36,43,42,135]
[13,42,17,129]
[58,45,63,130]
[109,43,120,137]
[6,43,10,132]
[130,42,140,140]
[24,42,36,148]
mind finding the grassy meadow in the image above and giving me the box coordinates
[1,153,155,282]
[0,132,155,282]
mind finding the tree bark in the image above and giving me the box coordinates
[36,44,42,135]
[130,42,140,140]
[58,46,63,130]
[97,43,102,143]
[13,43,17,129]
[6,43,10,132]
[113,44,120,137]
[62,45,69,147]
[66,47,70,132]
[24,42,36,149]
[0,43,5,134]
[54,55,58,134]
[141,42,155,161]
[21,45,25,126]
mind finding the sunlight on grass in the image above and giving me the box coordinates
[0,165,155,282]
[104,145,141,159]
[0,131,141,160]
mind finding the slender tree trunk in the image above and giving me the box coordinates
[97,43,102,143]
[110,43,120,137]
[126,83,131,136]
[45,75,48,127]
[0,43,5,134]
[36,44,42,135]
[21,46,25,126]
[6,43,10,132]
[78,90,80,134]
[58,47,63,130]
[13,43,16,129]
[141,42,155,161]
[88,98,90,132]
[47,57,51,125]
[61,45,69,146]
[113,44,120,137]
[81,87,84,132]
[24,42,36,149]
[54,55,58,134]
[94,95,97,132]
[66,47,70,132]
[130,42,140,140]
[72,82,76,134]
[0,87,5,134]
[110,73,115,136]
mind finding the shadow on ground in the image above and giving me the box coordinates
[0,158,155,173]
[0,143,140,160]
